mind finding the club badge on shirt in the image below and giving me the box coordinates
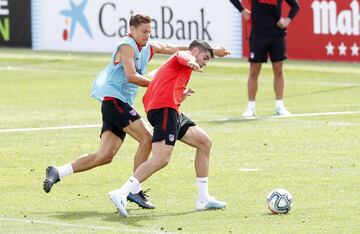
[169,134,175,142]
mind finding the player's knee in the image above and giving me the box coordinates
[97,150,116,165]
[274,71,283,79]
[199,137,212,152]
[273,66,283,78]
[140,137,152,151]
[205,138,212,151]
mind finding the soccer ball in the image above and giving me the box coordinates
[267,188,293,214]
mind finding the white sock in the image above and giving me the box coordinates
[196,177,210,202]
[275,100,284,109]
[57,164,73,179]
[247,101,256,110]
[116,176,141,194]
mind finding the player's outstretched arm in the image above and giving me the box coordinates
[151,41,188,55]
[213,47,231,57]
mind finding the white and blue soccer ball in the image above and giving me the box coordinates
[267,188,293,214]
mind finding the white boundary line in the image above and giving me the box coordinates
[0,217,166,234]
[209,110,360,122]
[0,111,359,133]
[271,110,360,118]
[0,124,101,133]
[238,168,259,172]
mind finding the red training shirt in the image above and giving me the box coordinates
[143,51,195,113]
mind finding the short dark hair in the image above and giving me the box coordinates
[189,40,214,58]
[130,13,151,28]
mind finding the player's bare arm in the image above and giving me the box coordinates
[177,51,203,72]
[213,46,231,57]
[150,41,188,55]
[116,45,151,87]
[187,60,202,72]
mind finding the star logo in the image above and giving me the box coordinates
[60,0,93,41]
[338,42,347,56]
[325,42,334,55]
[351,43,359,56]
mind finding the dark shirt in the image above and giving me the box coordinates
[229,0,300,37]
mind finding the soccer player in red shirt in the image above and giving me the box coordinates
[108,40,230,217]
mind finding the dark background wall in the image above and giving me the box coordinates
[0,0,32,47]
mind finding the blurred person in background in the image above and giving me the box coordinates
[230,0,299,117]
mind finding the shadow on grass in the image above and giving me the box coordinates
[38,209,198,228]
[201,116,261,124]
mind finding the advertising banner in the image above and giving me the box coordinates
[32,0,243,57]
[242,0,360,62]
[0,0,32,47]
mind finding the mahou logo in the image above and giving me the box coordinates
[312,0,360,35]
[249,0,359,61]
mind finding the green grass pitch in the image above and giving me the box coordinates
[0,48,359,233]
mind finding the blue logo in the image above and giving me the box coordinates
[60,0,93,41]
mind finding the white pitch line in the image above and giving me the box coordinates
[271,110,360,118]
[238,168,259,172]
[0,217,166,234]
[1,110,360,134]
[212,110,360,122]
[0,124,100,133]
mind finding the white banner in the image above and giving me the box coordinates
[31,0,243,57]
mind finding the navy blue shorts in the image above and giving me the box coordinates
[100,97,141,141]
[147,108,196,146]
[249,34,287,63]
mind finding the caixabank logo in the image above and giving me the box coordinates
[60,0,93,41]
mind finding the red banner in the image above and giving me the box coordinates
[242,0,360,62]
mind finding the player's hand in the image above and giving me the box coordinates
[187,61,202,72]
[182,88,196,101]
[213,47,231,57]
[242,9,251,21]
[277,17,291,29]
